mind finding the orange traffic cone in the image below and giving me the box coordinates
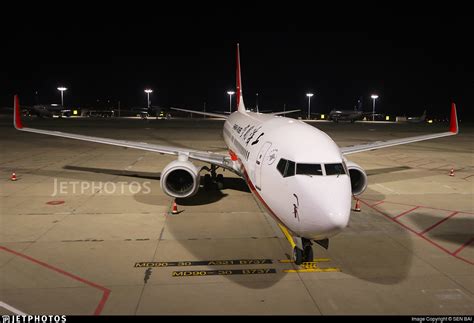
[11,171,17,181]
[354,199,361,212]
[449,168,455,177]
[171,201,179,214]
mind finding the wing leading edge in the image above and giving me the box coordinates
[13,95,236,172]
[340,103,458,155]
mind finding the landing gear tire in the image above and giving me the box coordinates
[204,174,212,189]
[293,247,303,265]
[303,245,313,263]
[216,174,224,190]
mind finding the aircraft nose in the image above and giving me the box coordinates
[297,176,352,239]
[321,198,351,233]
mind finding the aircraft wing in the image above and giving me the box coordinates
[170,107,228,119]
[340,104,458,155]
[270,109,300,116]
[13,96,235,172]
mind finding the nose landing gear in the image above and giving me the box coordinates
[278,223,315,265]
[293,239,313,265]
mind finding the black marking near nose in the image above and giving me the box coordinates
[251,133,265,145]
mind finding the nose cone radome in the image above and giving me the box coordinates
[296,176,352,240]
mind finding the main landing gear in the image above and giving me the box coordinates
[278,223,315,265]
[202,164,224,190]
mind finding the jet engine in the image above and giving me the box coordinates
[160,158,200,198]
[345,160,368,196]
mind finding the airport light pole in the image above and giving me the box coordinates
[256,92,259,113]
[144,89,153,108]
[371,94,379,121]
[227,91,235,113]
[306,93,314,120]
[57,87,67,107]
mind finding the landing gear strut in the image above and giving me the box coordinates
[203,165,224,190]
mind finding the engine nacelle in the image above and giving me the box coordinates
[345,160,368,196]
[160,158,200,198]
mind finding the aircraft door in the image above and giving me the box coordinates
[255,142,272,190]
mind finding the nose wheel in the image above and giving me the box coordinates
[293,239,313,265]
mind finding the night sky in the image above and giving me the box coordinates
[2,12,473,121]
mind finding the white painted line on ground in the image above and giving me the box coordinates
[375,183,398,194]
[0,301,28,315]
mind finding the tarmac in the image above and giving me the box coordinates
[0,116,472,315]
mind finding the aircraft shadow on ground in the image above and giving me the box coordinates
[409,213,473,247]
[339,189,413,285]
[63,165,249,205]
[63,165,162,180]
[177,178,250,206]
[58,164,415,286]
[366,166,453,185]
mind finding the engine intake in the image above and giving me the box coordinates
[345,160,368,196]
[160,159,200,198]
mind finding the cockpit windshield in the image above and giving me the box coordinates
[325,163,346,176]
[296,163,323,176]
[277,160,346,177]
[276,159,295,177]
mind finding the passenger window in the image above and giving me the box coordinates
[296,163,323,176]
[325,163,346,176]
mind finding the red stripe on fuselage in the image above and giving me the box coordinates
[239,162,296,236]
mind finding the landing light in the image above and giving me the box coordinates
[428,120,433,124]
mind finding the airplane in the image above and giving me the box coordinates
[328,108,364,123]
[13,44,459,265]
[407,110,427,123]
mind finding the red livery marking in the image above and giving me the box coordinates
[228,150,238,161]
[449,103,457,133]
[0,246,111,315]
[14,95,23,129]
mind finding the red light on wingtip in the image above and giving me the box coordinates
[14,95,23,129]
[449,103,457,133]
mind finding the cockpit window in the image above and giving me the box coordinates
[325,163,346,176]
[296,163,323,176]
[276,158,295,178]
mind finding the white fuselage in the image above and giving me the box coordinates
[223,111,352,240]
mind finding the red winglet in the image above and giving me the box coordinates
[14,95,23,129]
[449,103,458,134]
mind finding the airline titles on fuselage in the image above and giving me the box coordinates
[226,122,265,161]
